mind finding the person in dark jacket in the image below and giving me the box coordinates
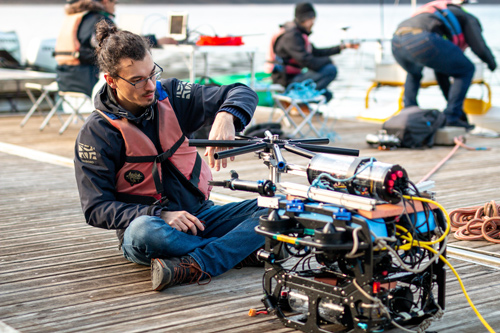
[74,20,267,291]
[391,0,496,130]
[55,0,176,97]
[265,2,358,102]
[54,0,115,97]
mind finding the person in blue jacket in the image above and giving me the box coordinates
[391,0,496,130]
[74,20,266,291]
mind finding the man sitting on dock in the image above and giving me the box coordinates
[265,2,358,102]
[391,0,496,131]
[74,20,266,291]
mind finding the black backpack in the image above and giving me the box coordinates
[382,106,446,148]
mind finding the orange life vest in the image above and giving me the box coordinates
[54,11,87,66]
[264,26,312,75]
[96,96,213,205]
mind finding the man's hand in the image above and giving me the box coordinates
[343,42,360,50]
[204,111,236,171]
[160,210,205,235]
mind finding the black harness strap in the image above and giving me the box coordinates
[151,134,185,194]
[116,192,157,205]
[189,154,202,188]
[52,51,79,56]
[125,155,156,163]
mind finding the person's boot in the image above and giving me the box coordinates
[323,90,333,103]
[151,256,210,291]
[446,118,475,131]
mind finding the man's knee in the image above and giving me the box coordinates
[322,64,338,80]
[407,71,423,82]
[458,61,475,80]
[124,215,163,245]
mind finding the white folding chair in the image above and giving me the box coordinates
[270,93,328,138]
[20,81,59,127]
[40,91,91,134]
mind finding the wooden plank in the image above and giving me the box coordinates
[0,239,118,258]
[0,249,121,273]
[0,264,149,299]
[6,269,263,330]
[357,201,437,219]
[49,293,274,333]
[0,244,118,264]
[0,256,132,283]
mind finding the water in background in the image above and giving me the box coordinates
[2,3,500,117]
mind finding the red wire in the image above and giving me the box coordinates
[417,136,490,184]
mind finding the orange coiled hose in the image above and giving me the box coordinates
[450,201,500,243]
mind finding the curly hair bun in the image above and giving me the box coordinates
[95,19,118,48]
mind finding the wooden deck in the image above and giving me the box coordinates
[2,112,500,332]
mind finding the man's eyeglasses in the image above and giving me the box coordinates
[116,63,163,89]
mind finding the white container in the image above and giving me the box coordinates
[374,62,485,84]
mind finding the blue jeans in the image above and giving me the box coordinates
[391,31,474,122]
[121,199,267,277]
[291,63,337,102]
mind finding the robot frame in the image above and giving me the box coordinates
[190,132,448,333]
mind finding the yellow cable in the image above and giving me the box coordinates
[396,224,418,251]
[378,196,494,330]
[394,230,495,332]
[275,234,298,245]
[368,195,449,252]
[400,195,451,246]
[422,244,496,333]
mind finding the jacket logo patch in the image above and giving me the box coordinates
[78,143,98,164]
[176,81,192,99]
[124,170,145,186]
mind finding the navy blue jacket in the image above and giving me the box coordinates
[74,78,258,231]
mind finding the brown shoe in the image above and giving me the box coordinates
[151,256,211,291]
